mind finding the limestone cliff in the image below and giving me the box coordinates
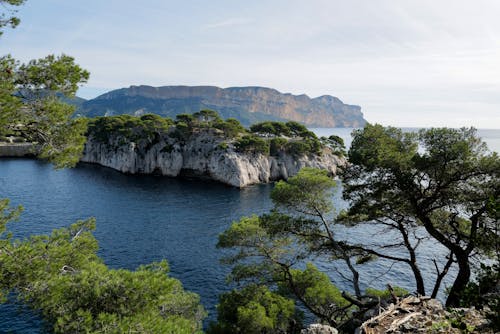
[78,85,366,128]
[81,128,346,187]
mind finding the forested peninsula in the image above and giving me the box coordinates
[81,111,347,187]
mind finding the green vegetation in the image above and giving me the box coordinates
[87,111,330,158]
[343,125,499,307]
[0,4,205,333]
[213,118,246,138]
[0,0,25,36]
[269,137,288,155]
[215,169,362,330]
[250,121,292,137]
[0,199,205,333]
[320,134,346,156]
[88,114,173,144]
[249,121,323,156]
[1,4,89,168]
[0,54,89,167]
[215,125,499,332]
[460,263,499,330]
[234,134,270,154]
[207,284,301,334]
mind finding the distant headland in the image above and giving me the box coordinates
[76,85,366,128]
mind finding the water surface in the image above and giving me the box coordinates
[0,127,498,332]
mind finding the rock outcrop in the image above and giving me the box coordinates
[358,296,494,334]
[81,129,346,187]
[301,324,339,334]
[78,85,366,127]
[0,143,38,157]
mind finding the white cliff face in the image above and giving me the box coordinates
[81,130,346,187]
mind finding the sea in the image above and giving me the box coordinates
[0,128,498,333]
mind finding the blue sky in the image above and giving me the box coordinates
[2,0,500,128]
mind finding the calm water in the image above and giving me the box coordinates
[0,161,276,333]
[0,128,498,333]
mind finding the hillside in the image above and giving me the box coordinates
[77,85,366,127]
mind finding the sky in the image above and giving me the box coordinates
[1,0,500,128]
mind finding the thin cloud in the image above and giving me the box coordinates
[3,0,500,128]
[203,17,253,30]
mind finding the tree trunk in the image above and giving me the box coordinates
[409,260,425,296]
[445,254,470,307]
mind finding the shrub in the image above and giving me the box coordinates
[286,141,310,156]
[250,121,294,137]
[88,115,174,144]
[218,142,229,150]
[214,118,246,138]
[269,137,288,156]
[235,135,270,155]
[208,284,301,334]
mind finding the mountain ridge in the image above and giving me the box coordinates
[77,85,366,127]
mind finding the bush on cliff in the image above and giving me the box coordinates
[88,114,173,144]
[213,118,247,138]
[235,134,270,155]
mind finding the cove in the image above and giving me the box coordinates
[1,159,277,331]
[0,158,453,332]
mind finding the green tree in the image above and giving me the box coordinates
[193,109,221,125]
[213,117,246,138]
[0,5,205,332]
[250,121,292,137]
[0,54,90,167]
[343,124,499,306]
[0,0,25,35]
[2,11,88,167]
[216,169,369,329]
[235,134,270,154]
[320,135,346,156]
[208,284,301,334]
[0,201,206,333]
[285,121,312,138]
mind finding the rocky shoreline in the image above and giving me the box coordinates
[0,142,38,157]
[81,128,346,187]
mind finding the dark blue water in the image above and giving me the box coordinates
[0,159,448,333]
[0,128,498,332]
[0,159,276,332]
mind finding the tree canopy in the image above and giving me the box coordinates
[0,199,206,333]
[343,124,499,307]
[0,54,90,167]
[0,0,25,36]
[215,125,499,332]
[216,169,375,331]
